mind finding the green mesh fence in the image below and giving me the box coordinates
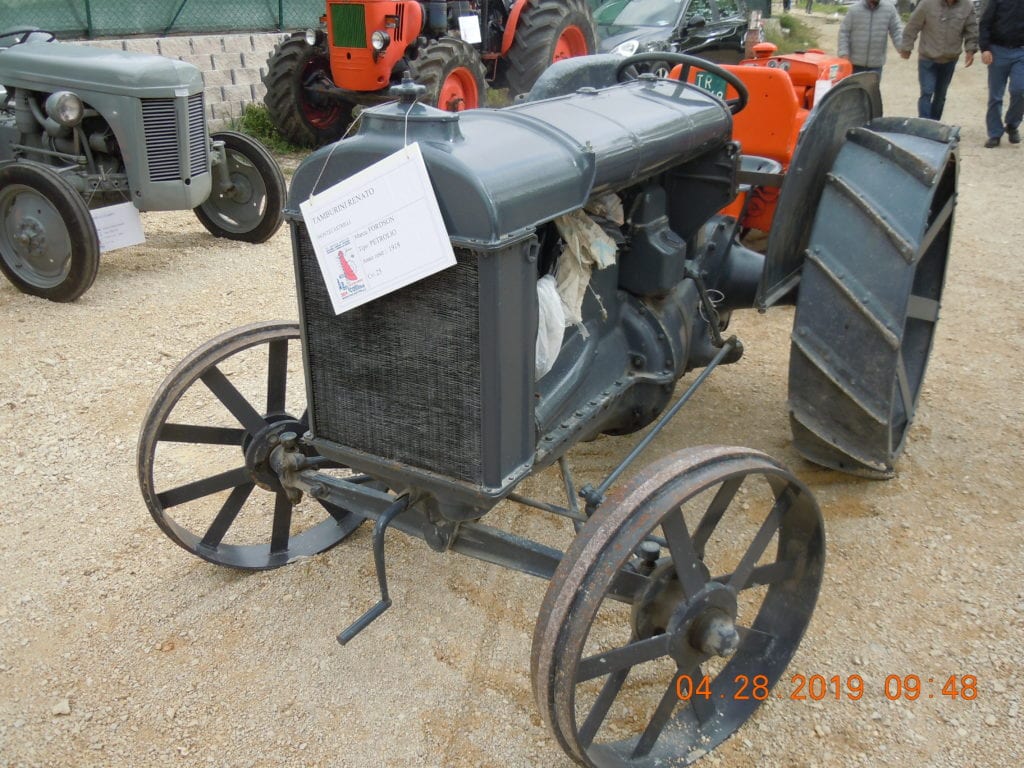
[0,0,326,38]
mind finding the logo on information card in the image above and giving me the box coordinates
[335,243,366,297]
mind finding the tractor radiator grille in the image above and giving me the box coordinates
[294,224,483,483]
[187,93,208,178]
[330,4,367,48]
[141,95,209,183]
[141,98,179,182]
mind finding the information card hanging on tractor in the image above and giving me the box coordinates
[299,142,456,315]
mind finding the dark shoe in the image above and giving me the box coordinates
[985,137,1001,148]
[1008,126,1021,144]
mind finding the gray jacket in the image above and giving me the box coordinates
[838,0,904,68]
[901,0,978,63]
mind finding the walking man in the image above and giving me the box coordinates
[980,0,1024,147]
[838,0,904,76]
[898,0,978,121]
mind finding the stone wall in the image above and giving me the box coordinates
[79,33,286,130]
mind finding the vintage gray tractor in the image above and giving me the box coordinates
[137,55,956,766]
[0,29,286,302]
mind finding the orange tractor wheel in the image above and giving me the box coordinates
[504,0,597,96]
[413,38,488,112]
[552,22,589,62]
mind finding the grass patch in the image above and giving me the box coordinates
[768,14,822,53]
[233,102,305,155]
[806,2,849,14]
[486,87,513,108]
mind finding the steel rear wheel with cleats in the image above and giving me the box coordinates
[412,38,487,112]
[532,446,824,768]
[789,118,959,478]
[0,161,100,302]
[137,321,368,570]
[193,131,286,244]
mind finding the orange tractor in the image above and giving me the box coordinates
[676,42,855,233]
[263,0,597,147]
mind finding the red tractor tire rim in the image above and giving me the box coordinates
[439,68,480,111]
[301,59,344,128]
[553,25,588,61]
[302,102,344,129]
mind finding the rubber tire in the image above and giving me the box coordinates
[0,162,99,302]
[262,32,353,148]
[193,131,286,244]
[412,38,487,111]
[505,0,598,97]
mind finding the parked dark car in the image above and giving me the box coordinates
[594,0,749,73]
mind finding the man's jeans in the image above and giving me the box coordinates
[918,58,957,120]
[986,44,1024,139]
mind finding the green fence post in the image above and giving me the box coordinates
[279,0,285,30]
[165,0,191,35]
[85,0,93,38]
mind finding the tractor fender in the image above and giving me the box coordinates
[500,0,529,57]
[757,72,882,309]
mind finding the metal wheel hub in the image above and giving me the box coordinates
[224,174,254,204]
[667,582,738,662]
[632,560,738,661]
[12,216,45,257]
[675,587,740,659]
[242,415,305,491]
[630,555,708,633]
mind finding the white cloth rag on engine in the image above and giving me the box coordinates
[553,207,617,327]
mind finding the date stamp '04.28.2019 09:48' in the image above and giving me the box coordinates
[676,674,980,702]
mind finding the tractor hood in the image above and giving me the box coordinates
[287,77,732,247]
[0,39,203,97]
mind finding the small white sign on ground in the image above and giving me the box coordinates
[90,202,145,253]
[299,143,456,315]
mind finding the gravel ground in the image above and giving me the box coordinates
[1,12,1022,768]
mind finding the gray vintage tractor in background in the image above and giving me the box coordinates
[0,29,287,302]
[138,55,957,766]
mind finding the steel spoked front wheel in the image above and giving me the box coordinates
[137,321,366,570]
[532,446,824,767]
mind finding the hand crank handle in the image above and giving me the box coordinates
[336,495,409,645]
[337,598,392,645]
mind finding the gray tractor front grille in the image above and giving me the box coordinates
[141,94,208,183]
[187,92,208,177]
[294,224,484,484]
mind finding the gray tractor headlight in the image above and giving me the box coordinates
[371,31,391,52]
[45,91,84,127]
[304,28,319,46]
